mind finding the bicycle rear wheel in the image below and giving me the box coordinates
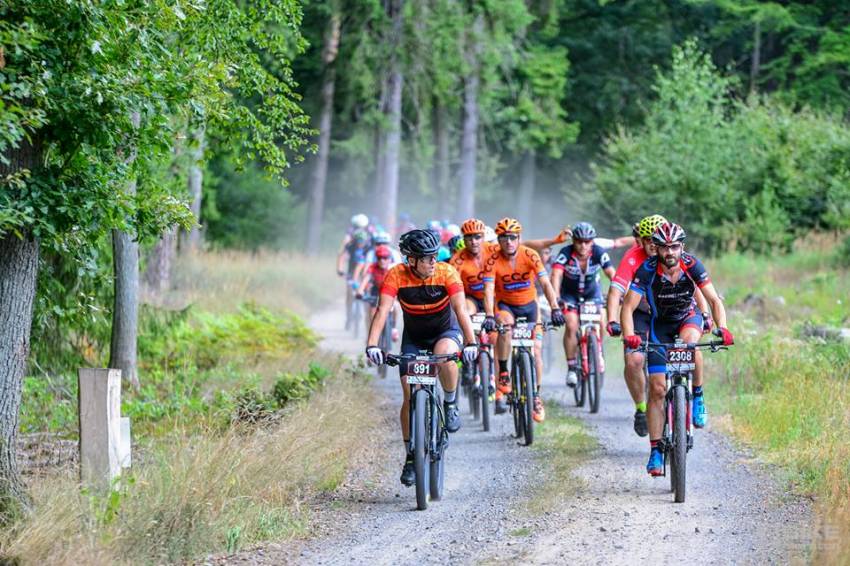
[479,350,491,432]
[588,332,601,414]
[413,389,430,510]
[519,351,535,446]
[672,384,687,503]
[511,358,523,438]
[429,392,445,501]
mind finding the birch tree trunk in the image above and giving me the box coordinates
[517,150,536,224]
[0,140,42,514]
[109,112,140,390]
[458,14,483,220]
[183,128,205,252]
[434,100,451,218]
[380,0,404,236]
[306,12,341,255]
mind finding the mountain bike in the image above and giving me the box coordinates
[386,352,460,510]
[358,294,393,379]
[465,313,494,431]
[642,339,728,503]
[573,299,605,413]
[347,278,363,339]
[498,320,556,446]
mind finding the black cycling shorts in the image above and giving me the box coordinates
[497,300,538,324]
[646,311,703,374]
[400,325,463,375]
[560,291,604,312]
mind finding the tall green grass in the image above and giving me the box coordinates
[705,237,850,563]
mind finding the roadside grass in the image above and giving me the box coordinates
[3,371,379,564]
[170,250,340,317]
[524,401,596,515]
[8,251,375,564]
[705,240,850,563]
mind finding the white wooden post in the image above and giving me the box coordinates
[78,368,123,487]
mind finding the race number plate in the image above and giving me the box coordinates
[470,312,486,332]
[579,302,602,322]
[406,359,438,385]
[512,324,535,347]
[666,347,696,372]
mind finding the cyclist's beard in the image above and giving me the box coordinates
[661,252,679,268]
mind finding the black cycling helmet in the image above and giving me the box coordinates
[572,222,597,240]
[399,229,441,257]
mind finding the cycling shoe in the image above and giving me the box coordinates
[444,401,462,433]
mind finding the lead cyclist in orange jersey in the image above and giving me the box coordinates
[481,218,565,422]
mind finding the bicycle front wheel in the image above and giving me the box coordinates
[479,350,491,432]
[413,389,430,510]
[574,335,586,407]
[672,384,688,503]
[429,392,445,501]
[519,350,535,446]
[588,332,601,414]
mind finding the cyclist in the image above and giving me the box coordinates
[357,244,400,342]
[336,228,372,330]
[550,222,616,388]
[365,229,479,486]
[621,222,733,476]
[605,214,666,437]
[606,214,712,437]
[481,218,565,422]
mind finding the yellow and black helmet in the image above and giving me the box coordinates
[637,214,667,239]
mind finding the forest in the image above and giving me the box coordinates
[1,0,850,560]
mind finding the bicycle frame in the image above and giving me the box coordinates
[575,299,603,379]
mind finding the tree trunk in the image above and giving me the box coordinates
[0,140,42,514]
[458,14,483,220]
[517,150,536,225]
[381,0,404,236]
[109,112,140,391]
[182,128,205,252]
[306,12,341,256]
[143,227,176,296]
[434,100,451,218]
[750,19,761,94]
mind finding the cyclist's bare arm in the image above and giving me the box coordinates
[336,237,350,275]
[358,271,373,295]
[606,285,623,325]
[620,289,642,337]
[610,236,635,249]
[524,226,572,252]
[550,268,564,301]
[483,281,496,317]
[694,286,709,314]
[537,274,561,312]
[352,261,366,282]
[366,292,394,347]
[698,282,727,329]
[604,266,616,281]
[450,293,477,345]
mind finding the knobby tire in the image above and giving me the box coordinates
[429,390,445,501]
[588,332,602,414]
[479,350,491,432]
[672,384,688,503]
[414,389,430,510]
[520,350,535,446]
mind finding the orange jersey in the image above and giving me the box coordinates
[381,262,464,341]
[482,245,547,306]
[449,242,499,300]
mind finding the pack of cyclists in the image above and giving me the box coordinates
[346,212,733,485]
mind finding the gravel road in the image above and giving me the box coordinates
[213,305,812,565]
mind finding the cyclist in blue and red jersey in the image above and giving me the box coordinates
[550,222,616,389]
[621,222,733,476]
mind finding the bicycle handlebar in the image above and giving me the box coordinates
[640,340,729,353]
[385,352,461,367]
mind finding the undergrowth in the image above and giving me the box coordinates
[705,240,850,563]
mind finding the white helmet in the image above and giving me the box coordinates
[446,223,461,237]
[484,226,497,242]
[350,213,369,229]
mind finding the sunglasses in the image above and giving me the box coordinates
[657,243,683,252]
[573,238,592,245]
[411,254,437,263]
[498,234,519,241]
[463,234,483,241]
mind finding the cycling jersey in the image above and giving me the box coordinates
[551,243,612,299]
[611,244,651,314]
[449,242,499,300]
[345,241,371,276]
[365,263,391,296]
[381,262,464,343]
[629,254,711,322]
[482,245,547,306]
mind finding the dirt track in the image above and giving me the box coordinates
[216,303,812,565]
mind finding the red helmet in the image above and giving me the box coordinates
[652,222,686,245]
[375,245,392,259]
